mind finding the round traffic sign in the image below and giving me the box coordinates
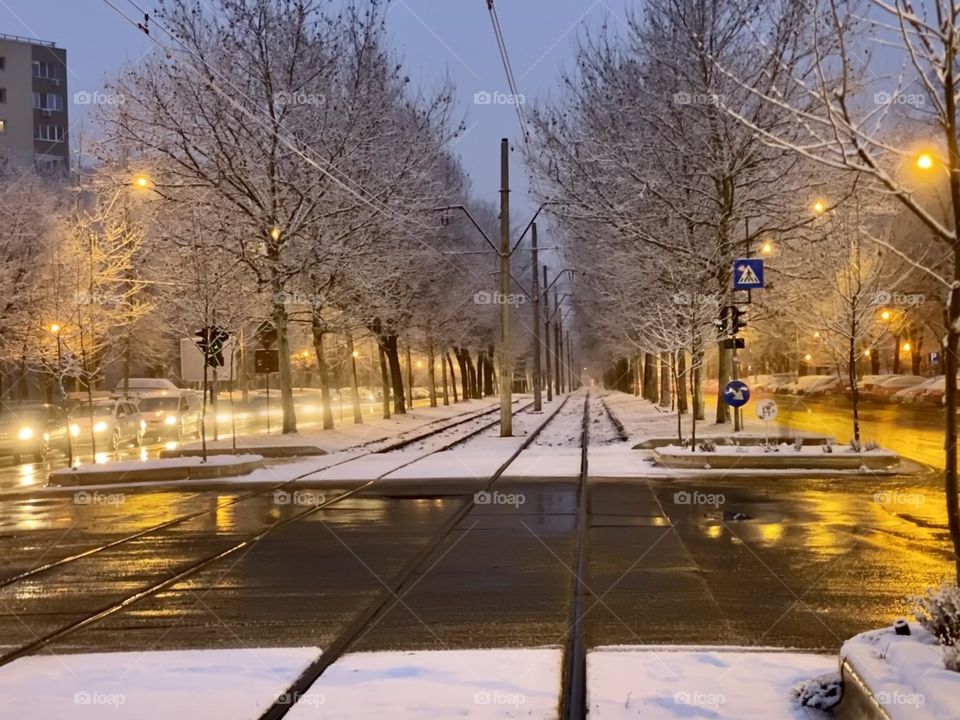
[722,380,751,408]
[756,399,778,421]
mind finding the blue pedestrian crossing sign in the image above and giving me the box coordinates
[733,258,764,290]
[723,380,751,408]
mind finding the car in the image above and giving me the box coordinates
[862,374,927,401]
[0,403,70,463]
[114,378,181,394]
[778,374,832,395]
[802,376,849,397]
[69,399,145,451]
[892,375,943,403]
[136,390,202,442]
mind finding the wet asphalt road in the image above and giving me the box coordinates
[0,459,953,660]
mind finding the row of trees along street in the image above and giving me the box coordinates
[527,0,960,582]
[0,0,580,440]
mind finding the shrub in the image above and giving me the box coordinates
[915,585,960,672]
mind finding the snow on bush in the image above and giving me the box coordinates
[790,672,842,710]
[915,585,960,672]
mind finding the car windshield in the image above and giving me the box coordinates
[0,409,48,426]
[71,404,114,419]
[139,397,180,412]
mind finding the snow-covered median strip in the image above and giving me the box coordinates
[48,454,265,486]
[587,645,837,719]
[286,648,562,718]
[841,624,958,719]
[0,647,321,719]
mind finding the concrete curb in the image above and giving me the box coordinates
[48,456,265,487]
[653,450,900,471]
[838,658,894,720]
[160,446,326,459]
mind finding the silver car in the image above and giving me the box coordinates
[69,399,145,451]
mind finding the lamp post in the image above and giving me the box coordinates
[48,324,73,467]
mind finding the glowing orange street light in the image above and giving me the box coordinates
[49,323,61,334]
[804,353,812,361]
[132,174,151,189]
[270,227,282,242]
[880,310,891,321]
[864,349,871,357]
[903,342,912,352]
[760,241,773,255]
[812,199,827,215]
[916,152,934,170]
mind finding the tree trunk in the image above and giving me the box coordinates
[440,347,449,406]
[270,280,297,434]
[849,336,860,445]
[310,323,334,431]
[428,344,438,407]
[893,335,901,374]
[659,351,671,408]
[716,342,730,423]
[346,331,362,424]
[405,344,414,409]
[383,335,405,414]
[446,351,459,403]
[377,343,391,420]
[483,346,495,395]
[677,351,688,414]
[455,349,469,401]
[644,352,658,403]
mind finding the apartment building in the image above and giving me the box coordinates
[0,33,68,173]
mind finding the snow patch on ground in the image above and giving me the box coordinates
[0,647,320,719]
[587,645,836,719]
[842,623,959,719]
[288,647,562,718]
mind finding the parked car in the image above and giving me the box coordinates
[136,390,202,442]
[892,375,943,403]
[69,398,145,451]
[861,374,927,401]
[777,375,832,395]
[0,403,70,463]
[802,376,849,397]
[764,374,798,393]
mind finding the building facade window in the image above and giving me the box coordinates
[0,119,6,134]
[36,124,64,142]
[32,92,62,111]
[32,61,60,80]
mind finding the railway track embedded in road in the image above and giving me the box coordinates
[256,391,592,720]
[0,399,543,664]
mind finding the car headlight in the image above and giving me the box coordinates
[69,424,80,437]
[17,427,33,441]
[164,415,177,426]
[140,420,146,431]
[93,421,108,433]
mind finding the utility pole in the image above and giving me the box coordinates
[554,293,562,395]
[567,334,574,390]
[531,223,542,411]
[499,138,512,436]
[543,267,553,402]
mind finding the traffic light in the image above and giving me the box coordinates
[196,326,230,367]
[731,306,747,334]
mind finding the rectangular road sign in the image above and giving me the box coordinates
[180,337,235,382]
[733,258,765,290]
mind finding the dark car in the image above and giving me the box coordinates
[0,403,70,463]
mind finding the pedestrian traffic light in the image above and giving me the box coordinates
[196,326,230,367]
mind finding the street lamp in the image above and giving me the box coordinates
[880,309,891,321]
[132,173,151,190]
[804,353,813,362]
[903,342,912,352]
[812,199,827,215]
[916,152,934,170]
[760,241,773,255]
